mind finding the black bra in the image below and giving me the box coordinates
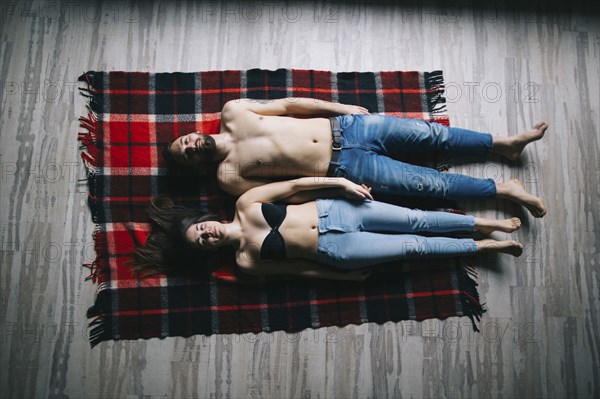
[260,203,288,260]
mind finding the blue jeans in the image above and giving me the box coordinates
[315,199,478,269]
[329,114,496,199]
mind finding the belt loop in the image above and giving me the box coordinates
[327,117,342,176]
[329,116,342,132]
[329,117,342,150]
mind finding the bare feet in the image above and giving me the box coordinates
[476,239,524,257]
[497,179,547,218]
[493,121,548,160]
[474,217,521,235]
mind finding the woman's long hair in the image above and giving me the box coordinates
[132,197,221,278]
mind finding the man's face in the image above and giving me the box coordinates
[168,132,216,165]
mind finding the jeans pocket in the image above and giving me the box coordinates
[338,114,355,130]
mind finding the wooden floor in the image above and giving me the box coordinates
[1,1,598,397]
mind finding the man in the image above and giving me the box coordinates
[164,98,547,217]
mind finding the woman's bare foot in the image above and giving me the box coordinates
[474,217,521,235]
[496,179,547,218]
[476,239,524,257]
[493,121,548,160]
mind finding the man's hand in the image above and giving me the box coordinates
[339,104,370,115]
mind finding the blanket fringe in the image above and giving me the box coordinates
[78,71,102,222]
[86,287,112,347]
[456,259,486,332]
[78,71,99,112]
[424,70,453,170]
[78,70,109,347]
[424,70,448,116]
[82,227,104,283]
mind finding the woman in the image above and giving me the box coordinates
[135,177,526,281]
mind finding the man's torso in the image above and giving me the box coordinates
[220,111,333,178]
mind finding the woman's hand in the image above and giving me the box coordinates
[340,179,373,201]
[343,268,372,282]
[339,103,370,115]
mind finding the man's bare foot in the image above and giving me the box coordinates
[493,121,549,160]
[474,217,521,235]
[476,239,524,257]
[496,179,547,218]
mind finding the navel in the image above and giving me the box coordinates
[312,139,318,143]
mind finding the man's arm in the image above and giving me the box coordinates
[222,98,369,117]
[237,258,372,282]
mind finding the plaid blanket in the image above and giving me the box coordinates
[77,69,484,347]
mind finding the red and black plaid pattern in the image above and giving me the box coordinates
[77,69,483,347]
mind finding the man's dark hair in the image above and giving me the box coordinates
[161,137,178,165]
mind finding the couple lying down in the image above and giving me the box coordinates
[135,99,548,281]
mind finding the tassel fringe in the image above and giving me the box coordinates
[82,227,104,283]
[86,287,112,347]
[423,71,453,171]
[424,70,448,116]
[78,71,99,112]
[456,259,486,332]
[78,70,109,347]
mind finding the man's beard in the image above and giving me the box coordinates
[197,134,216,160]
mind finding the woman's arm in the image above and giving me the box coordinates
[237,177,373,205]
[217,173,346,203]
[238,258,372,282]
[280,188,345,204]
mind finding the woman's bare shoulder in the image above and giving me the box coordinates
[236,251,260,272]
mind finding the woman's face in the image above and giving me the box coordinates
[185,220,225,249]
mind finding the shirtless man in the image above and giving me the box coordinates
[164,98,547,217]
